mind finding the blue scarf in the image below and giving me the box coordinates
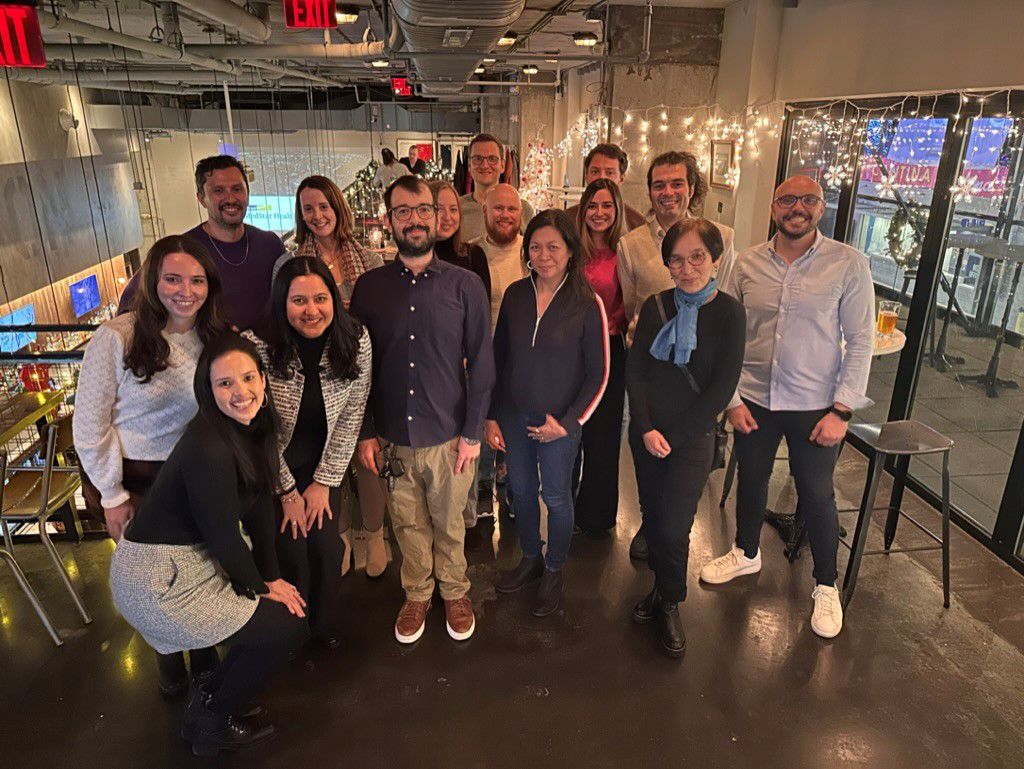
[649,280,717,368]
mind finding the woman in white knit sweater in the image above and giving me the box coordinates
[74,233,227,696]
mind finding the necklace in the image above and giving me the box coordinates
[203,223,249,267]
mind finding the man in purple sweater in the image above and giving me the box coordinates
[118,155,284,331]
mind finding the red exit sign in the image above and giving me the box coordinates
[283,0,337,29]
[391,77,411,97]
[0,4,46,68]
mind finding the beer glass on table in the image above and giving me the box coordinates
[877,300,900,337]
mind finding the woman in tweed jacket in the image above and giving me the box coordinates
[246,256,371,646]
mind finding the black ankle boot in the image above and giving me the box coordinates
[157,652,188,698]
[629,528,649,561]
[632,586,661,624]
[496,555,544,594]
[657,602,686,659]
[532,568,563,617]
[182,689,275,756]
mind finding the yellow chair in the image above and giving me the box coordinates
[0,423,92,646]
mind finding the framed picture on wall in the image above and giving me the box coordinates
[710,139,736,189]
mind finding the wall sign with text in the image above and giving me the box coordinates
[283,0,338,29]
[0,4,46,68]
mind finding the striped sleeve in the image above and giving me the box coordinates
[557,295,610,436]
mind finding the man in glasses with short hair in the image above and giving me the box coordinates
[700,174,875,641]
[350,176,494,646]
[459,133,535,243]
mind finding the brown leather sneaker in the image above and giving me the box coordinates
[444,596,476,641]
[394,599,431,644]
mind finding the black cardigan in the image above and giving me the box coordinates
[124,416,280,598]
[626,289,746,439]
[489,276,609,437]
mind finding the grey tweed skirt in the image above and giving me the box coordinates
[109,538,259,654]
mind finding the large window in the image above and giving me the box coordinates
[779,93,1024,569]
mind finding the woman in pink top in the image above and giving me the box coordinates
[573,179,628,535]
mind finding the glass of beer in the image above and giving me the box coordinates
[877,300,900,337]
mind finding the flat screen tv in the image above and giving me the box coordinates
[0,304,37,353]
[70,274,101,318]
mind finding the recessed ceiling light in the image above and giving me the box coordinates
[335,4,359,24]
[475,66,485,74]
[483,58,496,63]
[522,64,539,75]
[498,31,517,46]
[370,58,390,68]
[573,32,599,47]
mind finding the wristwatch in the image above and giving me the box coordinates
[463,437,480,446]
[829,406,853,422]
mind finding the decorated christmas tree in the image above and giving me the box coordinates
[520,140,554,211]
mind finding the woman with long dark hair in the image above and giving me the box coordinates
[429,179,491,296]
[246,256,371,647]
[486,209,610,617]
[274,175,388,578]
[109,332,308,755]
[626,219,745,658]
[75,234,226,697]
[374,147,405,189]
[573,179,629,536]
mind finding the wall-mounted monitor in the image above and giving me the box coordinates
[70,274,100,317]
[0,304,37,353]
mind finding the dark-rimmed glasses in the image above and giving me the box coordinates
[388,204,437,221]
[774,194,824,209]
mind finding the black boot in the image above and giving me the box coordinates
[157,652,188,698]
[496,555,544,594]
[631,586,661,624]
[657,602,686,659]
[182,689,275,756]
[532,568,563,618]
[629,527,649,561]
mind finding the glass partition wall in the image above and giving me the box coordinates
[778,92,1024,571]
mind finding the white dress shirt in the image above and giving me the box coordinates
[724,231,875,412]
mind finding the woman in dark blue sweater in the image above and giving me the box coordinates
[486,209,609,617]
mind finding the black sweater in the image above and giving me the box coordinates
[436,238,491,300]
[282,332,328,482]
[626,289,746,439]
[489,276,609,437]
[123,417,280,598]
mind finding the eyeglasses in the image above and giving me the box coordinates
[666,252,710,269]
[774,194,824,209]
[470,155,501,166]
[388,204,437,221]
[377,444,406,492]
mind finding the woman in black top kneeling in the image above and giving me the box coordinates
[109,333,308,755]
[247,257,371,648]
[626,218,745,659]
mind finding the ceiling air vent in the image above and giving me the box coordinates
[442,28,474,47]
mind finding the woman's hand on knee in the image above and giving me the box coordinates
[264,579,306,618]
[280,492,307,540]
[302,481,333,532]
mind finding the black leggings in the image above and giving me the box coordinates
[205,599,308,715]
[629,423,714,604]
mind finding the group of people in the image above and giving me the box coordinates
[74,129,875,755]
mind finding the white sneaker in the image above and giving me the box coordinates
[699,546,762,584]
[810,584,844,639]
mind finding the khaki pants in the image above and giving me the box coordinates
[388,439,474,602]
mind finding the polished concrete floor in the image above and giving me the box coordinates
[1,444,1023,769]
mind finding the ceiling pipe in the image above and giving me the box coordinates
[38,13,237,74]
[171,0,272,43]
[5,68,202,95]
[508,0,575,53]
[66,69,273,85]
[187,41,386,60]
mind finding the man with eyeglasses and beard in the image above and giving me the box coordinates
[459,133,535,243]
[699,175,875,641]
[118,155,284,332]
[350,176,495,646]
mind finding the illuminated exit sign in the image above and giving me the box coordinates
[283,0,337,29]
[0,4,46,68]
[391,77,411,97]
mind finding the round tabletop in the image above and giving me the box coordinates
[874,329,906,356]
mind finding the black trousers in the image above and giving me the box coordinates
[205,599,309,715]
[276,466,343,640]
[629,422,714,604]
[733,399,841,586]
[573,334,626,532]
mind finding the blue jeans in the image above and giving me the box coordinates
[499,410,580,571]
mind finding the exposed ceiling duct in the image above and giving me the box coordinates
[186,41,387,61]
[389,0,525,95]
[5,68,201,95]
[171,0,273,44]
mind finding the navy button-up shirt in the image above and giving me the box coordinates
[349,256,495,448]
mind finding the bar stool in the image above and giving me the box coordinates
[841,420,954,610]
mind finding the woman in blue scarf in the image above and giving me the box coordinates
[625,218,746,659]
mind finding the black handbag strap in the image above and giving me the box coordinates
[655,292,701,394]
